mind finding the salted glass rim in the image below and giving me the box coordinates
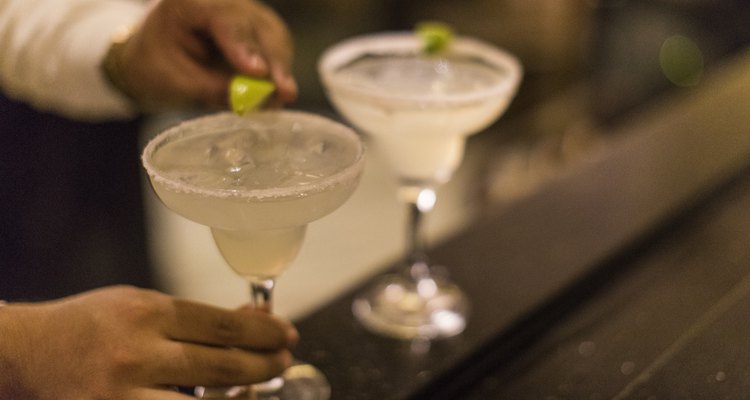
[318,31,523,106]
[141,110,366,200]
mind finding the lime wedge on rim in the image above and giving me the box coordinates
[416,22,455,55]
[229,75,275,115]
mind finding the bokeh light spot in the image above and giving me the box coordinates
[659,35,704,87]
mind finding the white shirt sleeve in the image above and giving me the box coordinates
[0,0,149,121]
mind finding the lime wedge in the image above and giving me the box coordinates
[416,22,455,55]
[229,75,275,115]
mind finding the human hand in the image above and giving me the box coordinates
[0,285,297,400]
[109,0,297,112]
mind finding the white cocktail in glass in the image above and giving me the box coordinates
[319,31,522,340]
[142,111,366,399]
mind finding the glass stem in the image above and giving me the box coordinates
[249,278,276,312]
[400,186,436,281]
[248,278,285,395]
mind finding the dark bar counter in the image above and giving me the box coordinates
[292,48,750,400]
[468,132,750,400]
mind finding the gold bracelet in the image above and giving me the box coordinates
[101,25,139,106]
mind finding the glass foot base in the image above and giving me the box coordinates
[196,362,330,400]
[352,272,469,340]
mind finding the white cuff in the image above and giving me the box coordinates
[54,1,148,120]
[0,0,149,121]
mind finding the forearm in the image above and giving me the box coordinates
[0,287,298,399]
[0,302,42,399]
[0,0,148,121]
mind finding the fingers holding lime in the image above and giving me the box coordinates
[229,75,276,115]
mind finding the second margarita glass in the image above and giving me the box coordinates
[319,31,522,340]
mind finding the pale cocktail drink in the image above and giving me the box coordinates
[320,33,519,185]
[145,112,363,279]
[319,32,522,340]
[142,110,365,399]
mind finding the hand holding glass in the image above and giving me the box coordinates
[142,111,365,399]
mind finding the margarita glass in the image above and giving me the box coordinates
[319,31,522,340]
[142,111,366,399]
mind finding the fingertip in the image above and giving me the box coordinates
[286,325,299,348]
[271,69,298,105]
[237,50,269,76]
[280,76,299,104]
[264,312,299,347]
[248,54,269,75]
